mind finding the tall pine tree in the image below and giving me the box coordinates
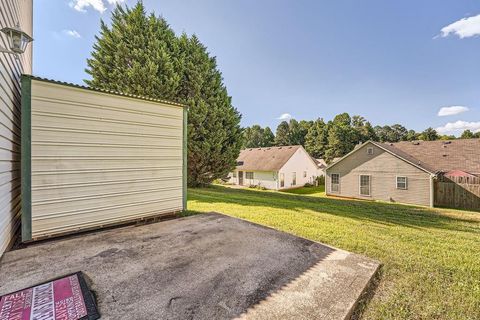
[305,118,328,159]
[275,121,290,146]
[85,2,242,186]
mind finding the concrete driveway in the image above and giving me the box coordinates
[0,213,379,320]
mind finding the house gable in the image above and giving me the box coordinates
[327,141,436,175]
[279,146,319,172]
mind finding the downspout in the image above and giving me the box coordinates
[429,174,435,208]
[324,172,327,195]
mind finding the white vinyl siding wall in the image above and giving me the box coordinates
[278,148,318,189]
[23,78,185,240]
[231,170,278,190]
[0,0,32,255]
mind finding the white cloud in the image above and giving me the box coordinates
[437,106,469,117]
[439,14,480,39]
[70,0,106,13]
[63,30,81,38]
[70,0,126,13]
[277,113,292,121]
[436,120,480,134]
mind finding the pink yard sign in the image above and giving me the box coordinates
[0,273,97,320]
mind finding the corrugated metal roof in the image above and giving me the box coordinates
[24,75,187,108]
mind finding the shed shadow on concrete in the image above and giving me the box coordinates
[0,213,379,320]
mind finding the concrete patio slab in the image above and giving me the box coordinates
[0,213,379,320]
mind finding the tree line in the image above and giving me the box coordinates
[243,113,479,162]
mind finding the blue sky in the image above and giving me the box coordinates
[34,0,480,135]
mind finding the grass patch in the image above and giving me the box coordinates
[281,185,325,196]
[187,185,480,319]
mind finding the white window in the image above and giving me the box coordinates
[396,176,408,190]
[233,171,237,178]
[359,175,371,196]
[292,172,297,186]
[331,173,340,192]
[367,147,374,155]
[280,173,285,187]
[246,172,254,179]
[303,171,307,178]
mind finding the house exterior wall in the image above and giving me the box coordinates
[230,170,278,189]
[325,143,432,207]
[0,0,32,255]
[22,78,185,240]
[230,147,319,190]
[279,148,319,189]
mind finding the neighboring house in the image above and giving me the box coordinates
[325,139,480,207]
[230,145,319,190]
[0,0,33,256]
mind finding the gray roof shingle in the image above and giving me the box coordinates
[236,146,302,171]
[379,139,480,175]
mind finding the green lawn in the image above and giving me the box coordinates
[187,185,480,320]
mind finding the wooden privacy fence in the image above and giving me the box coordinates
[434,176,480,211]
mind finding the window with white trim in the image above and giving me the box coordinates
[233,171,237,178]
[246,172,254,179]
[280,173,285,187]
[303,171,307,178]
[331,174,340,192]
[359,175,371,196]
[292,172,297,186]
[396,176,408,190]
[367,147,374,155]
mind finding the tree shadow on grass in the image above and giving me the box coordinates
[189,185,480,234]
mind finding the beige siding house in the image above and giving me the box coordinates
[21,76,187,241]
[325,142,435,207]
[325,139,480,208]
[230,145,319,190]
[0,0,32,255]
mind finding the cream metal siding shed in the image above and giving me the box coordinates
[0,0,32,255]
[21,76,187,241]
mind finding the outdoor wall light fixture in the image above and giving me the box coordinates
[0,24,33,55]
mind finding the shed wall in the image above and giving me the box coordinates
[24,78,184,240]
[0,0,32,254]
[326,143,432,207]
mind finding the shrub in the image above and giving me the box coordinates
[316,175,325,186]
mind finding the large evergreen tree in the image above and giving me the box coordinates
[275,121,290,146]
[305,118,328,159]
[85,4,180,99]
[262,127,275,146]
[325,113,356,162]
[242,125,276,148]
[243,125,265,148]
[176,34,242,186]
[85,2,242,186]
